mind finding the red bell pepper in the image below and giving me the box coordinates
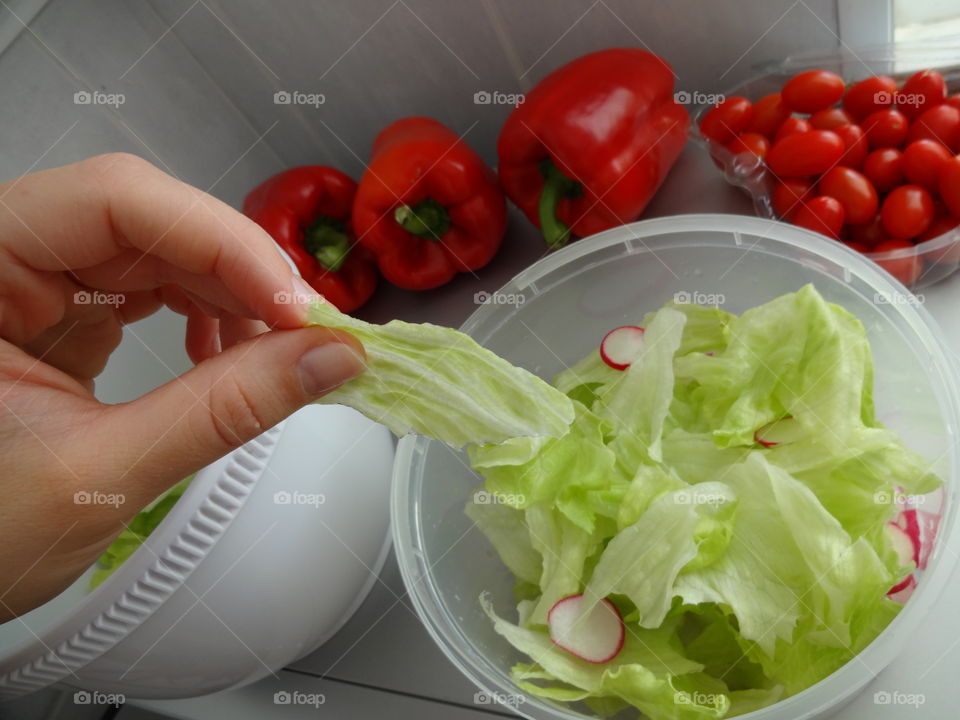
[498,48,689,248]
[243,166,377,312]
[352,117,507,290]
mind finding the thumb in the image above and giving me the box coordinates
[91,326,365,506]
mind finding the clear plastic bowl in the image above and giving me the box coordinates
[691,44,960,290]
[392,214,960,720]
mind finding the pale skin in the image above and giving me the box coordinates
[0,153,366,623]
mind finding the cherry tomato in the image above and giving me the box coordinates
[748,93,792,138]
[939,155,960,217]
[843,76,898,119]
[872,239,922,285]
[772,179,814,220]
[792,196,845,238]
[726,132,770,159]
[906,103,960,151]
[898,69,947,119]
[818,167,878,225]
[774,117,812,143]
[862,109,909,148]
[901,139,953,192]
[833,124,868,169]
[946,94,960,112]
[862,148,905,193]
[918,212,960,264]
[848,214,888,248]
[767,130,845,178]
[782,70,845,113]
[844,240,870,253]
[810,107,854,129]
[881,185,934,238]
[700,97,754,144]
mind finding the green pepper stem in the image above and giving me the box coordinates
[394,198,451,240]
[538,159,581,249]
[304,216,351,272]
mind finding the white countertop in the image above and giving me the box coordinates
[109,147,960,719]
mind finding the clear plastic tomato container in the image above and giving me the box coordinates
[692,44,960,289]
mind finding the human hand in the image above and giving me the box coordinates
[0,153,365,621]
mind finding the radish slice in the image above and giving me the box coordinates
[599,326,645,371]
[915,510,941,570]
[887,574,916,604]
[548,594,624,664]
[886,522,916,568]
[754,416,803,448]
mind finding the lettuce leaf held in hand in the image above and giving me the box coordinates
[307,300,574,448]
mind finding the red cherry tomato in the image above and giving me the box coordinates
[862,148,905,193]
[772,179,814,220]
[774,117,812,143]
[767,130,845,178]
[848,214,889,248]
[726,132,770,159]
[810,107,854,130]
[844,240,871,253]
[843,76,898,119]
[792,196,845,238]
[818,167,878,225]
[881,185,934,239]
[898,69,947,119]
[918,212,960,264]
[939,155,960,217]
[782,70,845,113]
[700,96,754,144]
[833,124,868,169]
[748,93,792,138]
[872,239,922,285]
[901,139,953,192]
[946,94,960,112]
[862,109,909,148]
[906,103,960,151]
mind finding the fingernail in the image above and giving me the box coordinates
[298,342,365,396]
[291,276,325,307]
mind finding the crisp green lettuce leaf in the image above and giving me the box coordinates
[308,300,574,447]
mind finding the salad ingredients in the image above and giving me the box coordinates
[781,70,845,113]
[243,166,377,313]
[467,286,942,718]
[765,129,844,178]
[307,299,573,447]
[89,475,193,590]
[498,48,689,248]
[599,325,646,370]
[352,117,506,290]
[548,595,625,663]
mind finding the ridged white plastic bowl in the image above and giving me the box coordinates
[0,404,394,700]
[392,214,960,720]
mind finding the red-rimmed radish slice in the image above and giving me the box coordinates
[887,574,916,603]
[886,522,917,567]
[548,594,624,664]
[754,416,803,448]
[600,326,645,371]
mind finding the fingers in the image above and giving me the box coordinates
[185,308,220,364]
[85,327,365,507]
[0,153,311,330]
